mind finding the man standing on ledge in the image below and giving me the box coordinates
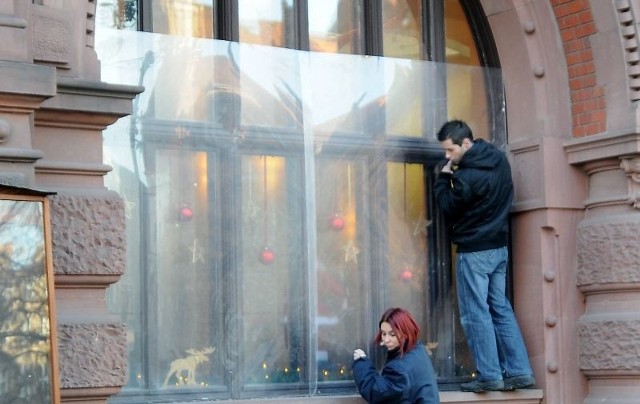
[434,120,535,393]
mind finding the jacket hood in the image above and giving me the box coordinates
[458,139,502,170]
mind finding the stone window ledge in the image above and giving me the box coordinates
[164,389,544,404]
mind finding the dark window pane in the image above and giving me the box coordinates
[240,155,305,387]
[96,0,139,30]
[238,0,295,47]
[151,0,215,38]
[386,162,428,314]
[308,0,364,54]
[381,0,422,59]
[315,159,366,382]
[444,0,490,140]
[380,0,424,137]
[444,0,480,66]
[154,148,221,388]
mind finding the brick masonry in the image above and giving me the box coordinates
[552,0,606,137]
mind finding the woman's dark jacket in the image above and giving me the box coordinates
[434,139,513,253]
[352,343,440,403]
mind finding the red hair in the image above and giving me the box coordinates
[374,307,421,356]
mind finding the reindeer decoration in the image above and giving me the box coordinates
[163,346,216,386]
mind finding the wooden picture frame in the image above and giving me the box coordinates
[0,188,60,403]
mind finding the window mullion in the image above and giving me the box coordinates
[363,0,383,56]
[424,0,445,62]
[139,0,152,32]
[295,0,310,50]
[217,0,239,41]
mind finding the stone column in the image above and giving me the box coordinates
[0,1,55,186]
[36,79,139,401]
[566,134,640,403]
[28,1,141,402]
[509,136,588,403]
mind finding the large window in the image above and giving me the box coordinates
[96,0,504,401]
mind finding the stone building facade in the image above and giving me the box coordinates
[1,1,639,403]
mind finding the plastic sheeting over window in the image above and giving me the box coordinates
[96,29,505,401]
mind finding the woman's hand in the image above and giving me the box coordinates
[353,348,366,360]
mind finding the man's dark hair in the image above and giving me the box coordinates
[436,120,474,145]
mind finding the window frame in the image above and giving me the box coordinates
[132,123,453,401]
[106,0,505,399]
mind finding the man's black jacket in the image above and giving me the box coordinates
[434,139,513,253]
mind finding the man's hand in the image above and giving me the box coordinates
[441,159,454,174]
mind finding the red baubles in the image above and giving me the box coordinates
[329,214,345,231]
[260,247,275,265]
[401,268,413,282]
[179,205,193,221]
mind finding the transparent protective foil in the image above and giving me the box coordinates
[97,28,505,399]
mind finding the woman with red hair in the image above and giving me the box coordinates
[352,307,440,403]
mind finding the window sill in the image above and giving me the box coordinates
[439,389,543,403]
[184,389,544,404]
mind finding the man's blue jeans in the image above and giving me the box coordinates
[456,246,532,381]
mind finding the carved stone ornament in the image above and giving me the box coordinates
[620,157,640,208]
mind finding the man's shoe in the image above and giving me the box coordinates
[504,374,535,390]
[460,379,505,393]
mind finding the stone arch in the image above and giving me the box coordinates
[477,2,595,403]
[482,1,637,139]
[480,1,572,142]
[479,1,640,403]
[589,0,640,135]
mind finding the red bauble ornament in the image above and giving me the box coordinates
[401,268,413,282]
[178,205,193,221]
[260,247,275,265]
[329,214,345,231]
